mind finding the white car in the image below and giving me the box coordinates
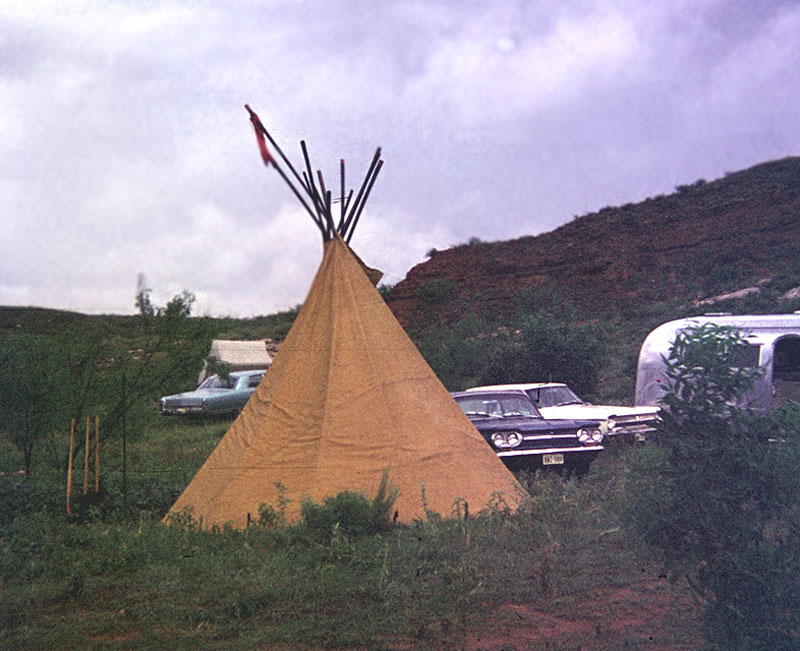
[466,382,660,441]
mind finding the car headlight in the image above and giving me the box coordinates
[606,418,616,431]
[491,432,522,449]
[578,428,604,446]
[506,432,522,448]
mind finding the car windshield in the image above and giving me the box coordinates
[529,386,585,407]
[455,395,540,418]
[198,375,237,390]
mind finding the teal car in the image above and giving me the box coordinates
[158,370,266,416]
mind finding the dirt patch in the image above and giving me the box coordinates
[465,579,703,650]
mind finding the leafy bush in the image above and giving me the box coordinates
[413,314,492,390]
[415,278,455,305]
[0,476,61,526]
[479,310,604,398]
[413,284,606,396]
[623,324,800,649]
[298,472,398,543]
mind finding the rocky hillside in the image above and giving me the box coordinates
[387,157,800,330]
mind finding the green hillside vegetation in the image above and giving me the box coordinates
[389,157,800,400]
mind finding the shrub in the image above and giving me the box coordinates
[415,278,455,304]
[0,476,60,526]
[479,310,604,398]
[377,283,394,301]
[298,472,398,543]
[623,324,800,649]
[413,314,492,390]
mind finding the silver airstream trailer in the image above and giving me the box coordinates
[635,314,800,412]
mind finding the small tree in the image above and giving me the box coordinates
[624,324,800,649]
[0,334,64,476]
[96,288,214,444]
[0,288,213,478]
[413,314,492,390]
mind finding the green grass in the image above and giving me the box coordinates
[0,419,699,650]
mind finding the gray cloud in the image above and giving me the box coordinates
[1,0,798,315]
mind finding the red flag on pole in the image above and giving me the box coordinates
[245,104,274,167]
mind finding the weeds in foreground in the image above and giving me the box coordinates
[0,457,664,650]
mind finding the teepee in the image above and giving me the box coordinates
[165,107,523,527]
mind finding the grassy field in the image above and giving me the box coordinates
[0,415,702,650]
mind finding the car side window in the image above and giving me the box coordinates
[248,374,264,388]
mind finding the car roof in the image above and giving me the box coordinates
[213,369,268,378]
[451,389,534,398]
[466,382,567,391]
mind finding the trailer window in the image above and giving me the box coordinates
[685,342,761,368]
[730,343,761,368]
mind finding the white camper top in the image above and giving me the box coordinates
[638,314,800,359]
[635,313,800,407]
[198,339,274,383]
[208,339,274,368]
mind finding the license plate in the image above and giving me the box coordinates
[543,453,564,465]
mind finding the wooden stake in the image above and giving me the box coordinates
[122,374,128,504]
[94,415,100,493]
[67,419,75,516]
[83,416,90,495]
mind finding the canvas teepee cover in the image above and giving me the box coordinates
[165,110,522,527]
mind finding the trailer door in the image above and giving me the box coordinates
[772,335,800,406]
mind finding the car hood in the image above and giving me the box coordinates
[466,415,599,433]
[161,388,232,403]
[538,404,660,420]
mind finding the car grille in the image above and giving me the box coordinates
[489,430,602,458]
[609,414,659,436]
[520,432,585,448]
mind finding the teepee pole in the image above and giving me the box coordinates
[245,105,309,192]
[339,158,346,231]
[346,159,383,244]
[316,170,337,238]
[302,171,328,233]
[342,154,383,244]
[301,171,320,210]
[245,104,382,244]
[246,106,324,232]
[341,147,382,240]
[273,159,324,231]
[340,189,354,232]
[300,141,331,239]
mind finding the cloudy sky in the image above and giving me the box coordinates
[2,0,798,316]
